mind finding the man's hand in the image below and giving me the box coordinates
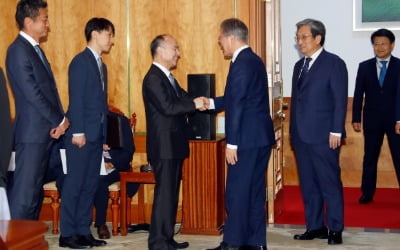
[226,148,238,165]
[72,135,86,148]
[395,123,400,135]
[329,134,341,149]
[103,144,110,151]
[193,97,210,111]
[352,122,361,132]
[105,162,114,170]
[50,117,70,139]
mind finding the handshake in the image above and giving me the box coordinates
[193,96,210,111]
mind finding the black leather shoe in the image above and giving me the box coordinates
[170,239,189,249]
[207,241,241,250]
[359,195,373,204]
[328,231,342,245]
[59,236,92,249]
[294,227,328,240]
[128,223,150,233]
[78,234,107,247]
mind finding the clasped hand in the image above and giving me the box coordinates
[50,117,70,139]
[193,97,210,111]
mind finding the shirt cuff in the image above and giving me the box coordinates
[209,98,215,110]
[330,132,341,137]
[59,117,66,126]
[73,133,85,137]
[227,144,238,150]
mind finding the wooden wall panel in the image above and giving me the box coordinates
[45,0,128,114]
[129,0,234,131]
[0,0,19,117]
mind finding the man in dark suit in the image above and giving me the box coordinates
[5,0,69,220]
[353,28,400,204]
[0,67,12,219]
[290,19,347,245]
[142,34,205,250]
[94,110,139,239]
[59,17,114,249]
[206,18,275,250]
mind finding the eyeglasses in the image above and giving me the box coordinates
[294,34,313,42]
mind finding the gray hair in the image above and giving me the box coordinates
[296,18,326,46]
[220,18,248,43]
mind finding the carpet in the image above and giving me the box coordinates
[274,185,400,229]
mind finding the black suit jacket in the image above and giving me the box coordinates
[142,64,195,160]
[6,35,64,143]
[0,68,12,187]
[353,56,400,131]
[106,112,135,172]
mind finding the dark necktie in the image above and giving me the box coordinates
[297,57,312,88]
[97,57,105,91]
[379,60,387,87]
[168,73,180,97]
[34,45,51,74]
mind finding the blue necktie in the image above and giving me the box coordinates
[379,60,387,87]
[297,57,312,88]
[34,45,51,73]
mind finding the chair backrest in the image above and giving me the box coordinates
[130,113,137,134]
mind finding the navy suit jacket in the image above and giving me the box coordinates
[214,48,275,148]
[290,49,348,144]
[0,68,12,187]
[353,56,400,131]
[66,48,108,142]
[142,64,196,160]
[6,35,64,143]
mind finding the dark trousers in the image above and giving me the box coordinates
[60,138,102,237]
[94,171,139,226]
[361,126,400,197]
[292,138,344,232]
[9,141,53,219]
[148,158,183,250]
[223,146,271,246]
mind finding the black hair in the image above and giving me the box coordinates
[84,17,115,42]
[15,0,48,30]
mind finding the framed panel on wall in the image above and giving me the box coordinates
[353,0,400,31]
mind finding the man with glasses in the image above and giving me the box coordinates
[290,19,347,245]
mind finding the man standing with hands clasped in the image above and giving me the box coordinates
[206,18,275,250]
[290,19,347,245]
[59,17,114,249]
[142,34,207,250]
[353,29,400,204]
[6,0,69,220]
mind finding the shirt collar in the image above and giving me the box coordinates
[153,62,171,78]
[308,47,323,61]
[232,45,249,63]
[87,46,101,61]
[376,55,391,64]
[19,31,39,47]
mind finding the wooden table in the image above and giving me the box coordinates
[119,171,155,236]
[1,220,48,249]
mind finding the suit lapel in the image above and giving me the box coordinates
[18,35,55,79]
[151,64,179,98]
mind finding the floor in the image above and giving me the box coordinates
[45,223,400,250]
